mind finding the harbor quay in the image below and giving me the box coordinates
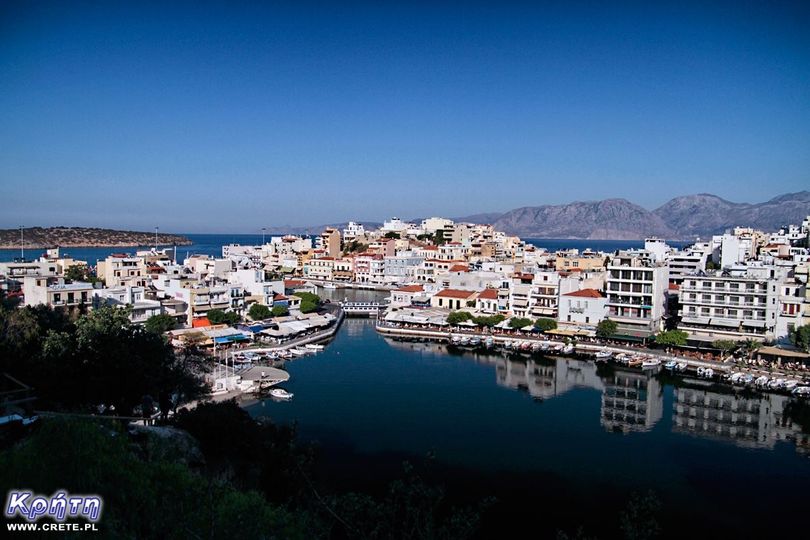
[375,319,810,397]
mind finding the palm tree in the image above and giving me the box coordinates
[737,339,762,359]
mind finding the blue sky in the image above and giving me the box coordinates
[1,1,809,233]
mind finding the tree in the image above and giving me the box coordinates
[739,338,763,358]
[271,305,289,317]
[144,313,177,334]
[293,292,321,314]
[208,309,240,325]
[64,264,99,284]
[472,314,505,327]
[789,324,810,353]
[705,260,720,270]
[383,231,400,239]
[447,311,473,325]
[508,317,533,330]
[534,318,557,332]
[596,318,618,339]
[248,304,271,321]
[712,339,738,356]
[653,330,689,347]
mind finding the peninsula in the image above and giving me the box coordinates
[0,226,192,249]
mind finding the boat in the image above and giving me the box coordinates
[270,388,293,400]
[322,283,338,289]
[459,337,470,346]
[289,348,309,356]
[594,349,612,361]
[792,386,810,397]
[469,337,482,347]
[784,380,799,391]
[664,360,677,371]
[451,335,462,345]
[754,375,770,388]
[676,361,688,372]
[702,368,714,379]
[642,358,661,370]
[561,344,574,355]
[304,344,324,351]
[552,343,564,352]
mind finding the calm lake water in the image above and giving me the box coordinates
[0,234,691,263]
[247,318,810,539]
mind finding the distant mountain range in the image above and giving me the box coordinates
[454,191,810,240]
[263,191,810,241]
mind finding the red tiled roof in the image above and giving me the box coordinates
[449,264,469,272]
[395,285,424,293]
[192,317,212,328]
[562,288,603,298]
[285,279,305,287]
[434,288,476,299]
[477,288,498,300]
[668,283,680,291]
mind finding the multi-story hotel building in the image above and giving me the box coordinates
[605,252,669,338]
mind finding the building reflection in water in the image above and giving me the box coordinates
[673,386,809,454]
[494,354,663,433]
[382,338,809,449]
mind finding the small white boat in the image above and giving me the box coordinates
[676,361,688,372]
[642,358,661,370]
[595,349,612,361]
[702,368,714,379]
[754,375,770,387]
[270,388,293,400]
[784,380,799,391]
[304,344,324,351]
[664,360,677,371]
[792,386,810,397]
[561,344,575,355]
[322,283,338,289]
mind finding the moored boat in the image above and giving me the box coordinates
[270,388,293,400]
[642,358,661,370]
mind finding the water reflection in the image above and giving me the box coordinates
[673,386,810,454]
[383,337,810,450]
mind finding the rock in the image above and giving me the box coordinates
[128,425,206,467]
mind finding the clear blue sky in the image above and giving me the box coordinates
[1,1,809,233]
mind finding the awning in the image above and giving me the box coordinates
[742,320,767,328]
[681,316,710,325]
[709,318,740,328]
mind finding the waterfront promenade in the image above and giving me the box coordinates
[375,320,810,387]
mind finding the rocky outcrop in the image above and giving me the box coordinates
[128,424,206,467]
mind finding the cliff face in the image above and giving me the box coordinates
[490,199,674,240]
[0,227,192,249]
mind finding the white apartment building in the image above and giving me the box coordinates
[23,276,94,308]
[605,253,670,338]
[677,270,779,342]
[557,289,607,329]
